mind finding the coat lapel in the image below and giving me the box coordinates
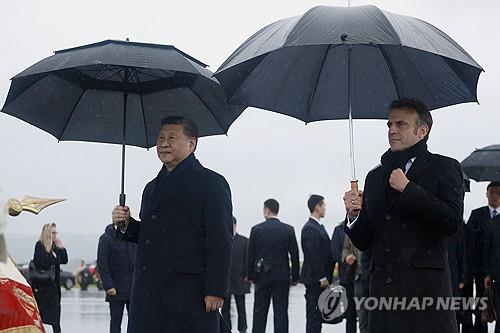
[151,158,203,211]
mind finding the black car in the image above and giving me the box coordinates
[16,263,75,290]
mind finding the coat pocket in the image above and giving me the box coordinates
[412,255,444,269]
[174,261,206,276]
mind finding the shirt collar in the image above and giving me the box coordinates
[309,216,321,224]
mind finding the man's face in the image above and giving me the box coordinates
[487,186,500,209]
[387,108,429,152]
[156,124,196,169]
[315,201,326,218]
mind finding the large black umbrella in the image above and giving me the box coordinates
[462,145,500,182]
[2,39,241,205]
[215,5,483,187]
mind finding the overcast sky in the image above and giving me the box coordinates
[0,0,499,241]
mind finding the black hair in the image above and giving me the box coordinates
[160,116,199,139]
[390,98,433,141]
[487,182,500,190]
[264,199,279,215]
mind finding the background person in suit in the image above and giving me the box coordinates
[343,98,464,333]
[111,116,233,333]
[446,222,466,331]
[222,217,250,333]
[247,199,300,333]
[300,194,334,333]
[483,213,500,333]
[331,223,356,333]
[97,224,137,333]
[464,181,500,333]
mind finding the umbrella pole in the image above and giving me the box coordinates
[119,91,128,207]
[347,46,358,192]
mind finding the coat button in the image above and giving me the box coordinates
[145,239,150,245]
[386,277,392,284]
[385,246,391,252]
[142,266,147,271]
[151,214,157,221]
[385,214,391,221]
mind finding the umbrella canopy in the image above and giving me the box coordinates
[462,145,500,182]
[215,5,483,121]
[2,40,242,205]
[215,5,483,183]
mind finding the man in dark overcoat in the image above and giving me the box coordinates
[97,223,137,333]
[112,116,233,333]
[221,217,250,333]
[343,98,464,333]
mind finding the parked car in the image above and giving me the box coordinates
[77,261,103,291]
[16,263,75,290]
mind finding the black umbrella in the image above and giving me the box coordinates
[215,5,483,188]
[462,145,500,182]
[2,39,241,205]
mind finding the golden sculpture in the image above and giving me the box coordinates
[7,196,66,216]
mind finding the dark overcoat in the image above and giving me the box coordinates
[32,241,68,326]
[345,150,464,333]
[121,154,233,333]
[229,233,250,295]
[97,224,136,301]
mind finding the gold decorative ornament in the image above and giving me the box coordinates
[7,196,66,217]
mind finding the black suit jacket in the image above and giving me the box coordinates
[120,154,233,333]
[447,223,466,296]
[300,218,334,285]
[465,206,491,278]
[247,218,300,283]
[344,150,464,333]
[229,233,251,295]
[484,216,500,281]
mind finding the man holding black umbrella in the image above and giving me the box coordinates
[111,116,233,333]
[343,98,464,333]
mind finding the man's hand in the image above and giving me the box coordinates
[320,279,329,289]
[345,254,357,266]
[205,295,224,312]
[112,205,130,228]
[389,169,410,193]
[106,288,117,296]
[459,282,465,290]
[343,190,363,221]
[484,276,492,289]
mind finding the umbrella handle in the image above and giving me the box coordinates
[119,194,126,207]
[350,180,359,193]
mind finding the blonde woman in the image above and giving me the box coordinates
[32,223,68,333]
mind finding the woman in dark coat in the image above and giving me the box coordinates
[32,223,68,333]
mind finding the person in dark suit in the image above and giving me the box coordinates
[343,98,464,333]
[331,223,356,333]
[222,217,250,333]
[111,116,233,333]
[464,181,500,333]
[247,199,300,333]
[447,222,467,330]
[97,224,137,333]
[484,213,500,333]
[300,194,334,333]
[32,223,68,333]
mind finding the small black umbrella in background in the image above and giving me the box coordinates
[215,5,483,190]
[1,39,242,206]
[462,145,500,182]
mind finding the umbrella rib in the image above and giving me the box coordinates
[189,85,225,133]
[59,88,88,139]
[376,45,401,100]
[139,93,149,148]
[401,48,438,108]
[435,55,477,101]
[305,45,334,123]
